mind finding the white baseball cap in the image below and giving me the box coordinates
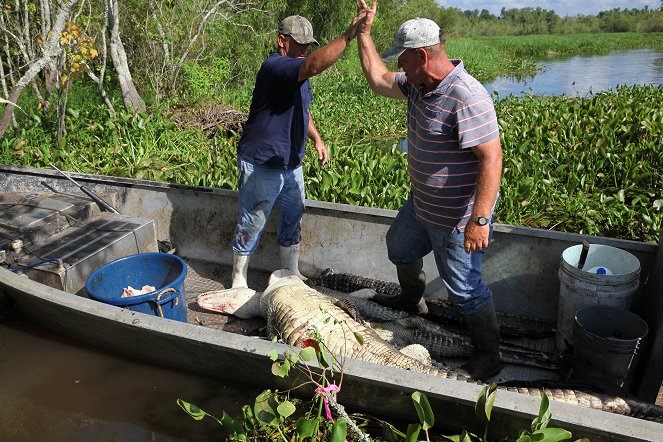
[381,18,441,62]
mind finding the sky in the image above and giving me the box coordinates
[438,1,661,17]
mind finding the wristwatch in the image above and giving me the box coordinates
[470,214,490,226]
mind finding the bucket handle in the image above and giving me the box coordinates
[151,288,179,318]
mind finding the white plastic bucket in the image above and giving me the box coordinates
[556,244,640,354]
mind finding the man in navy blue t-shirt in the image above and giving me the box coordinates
[231,14,364,288]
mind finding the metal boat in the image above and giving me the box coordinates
[1,164,662,441]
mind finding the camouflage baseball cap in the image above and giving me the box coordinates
[381,18,441,62]
[278,15,318,45]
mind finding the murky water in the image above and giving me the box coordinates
[0,309,262,442]
[485,49,663,98]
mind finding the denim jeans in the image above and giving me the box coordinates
[386,196,493,315]
[232,158,305,254]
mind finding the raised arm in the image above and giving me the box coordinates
[356,1,405,99]
[298,12,364,81]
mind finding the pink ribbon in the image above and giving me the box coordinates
[315,383,340,421]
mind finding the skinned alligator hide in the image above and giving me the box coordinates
[269,272,663,422]
[307,269,556,338]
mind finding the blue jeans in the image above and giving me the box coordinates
[386,197,493,315]
[232,158,305,254]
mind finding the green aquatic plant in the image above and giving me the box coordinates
[178,314,585,441]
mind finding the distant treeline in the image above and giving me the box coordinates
[288,2,663,43]
[446,5,663,36]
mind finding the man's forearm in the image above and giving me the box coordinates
[473,144,503,217]
[299,33,352,80]
[308,112,322,143]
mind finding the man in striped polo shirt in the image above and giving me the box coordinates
[356,2,504,380]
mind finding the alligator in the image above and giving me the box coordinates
[307,269,556,338]
[197,270,663,423]
[313,285,558,370]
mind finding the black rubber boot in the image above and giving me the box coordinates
[458,299,503,381]
[371,260,428,315]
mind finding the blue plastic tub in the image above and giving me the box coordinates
[85,253,188,322]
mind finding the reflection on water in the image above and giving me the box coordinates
[485,49,663,99]
[0,310,262,441]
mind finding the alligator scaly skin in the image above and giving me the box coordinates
[263,277,469,381]
[313,290,557,369]
[316,286,557,364]
[271,275,663,422]
[307,270,556,338]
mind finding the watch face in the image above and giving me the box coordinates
[472,215,488,225]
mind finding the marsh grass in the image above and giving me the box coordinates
[1,34,661,242]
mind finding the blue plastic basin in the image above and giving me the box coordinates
[85,253,188,322]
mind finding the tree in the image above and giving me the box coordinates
[107,0,145,112]
[0,0,78,137]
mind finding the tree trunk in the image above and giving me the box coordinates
[0,0,77,138]
[88,0,116,117]
[107,0,145,112]
[39,0,57,107]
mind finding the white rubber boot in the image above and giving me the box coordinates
[279,244,305,279]
[231,252,250,288]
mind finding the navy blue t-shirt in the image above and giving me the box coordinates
[238,53,313,168]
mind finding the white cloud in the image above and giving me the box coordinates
[439,0,660,17]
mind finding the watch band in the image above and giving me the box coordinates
[470,214,489,226]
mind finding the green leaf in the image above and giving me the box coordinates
[532,391,551,430]
[296,417,319,438]
[411,391,434,430]
[353,331,364,345]
[381,421,406,440]
[176,399,207,420]
[299,346,316,362]
[220,411,236,434]
[254,391,277,426]
[330,420,348,442]
[287,351,300,364]
[241,405,255,429]
[531,427,573,441]
[442,430,474,442]
[617,189,626,202]
[271,359,291,378]
[405,423,421,442]
[277,400,296,418]
[268,349,279,361]
[475,384,497,423]
[318,349,333,369]
[233,416,248,438]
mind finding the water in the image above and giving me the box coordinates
[0,309,262,442]
[485,49,663,98]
